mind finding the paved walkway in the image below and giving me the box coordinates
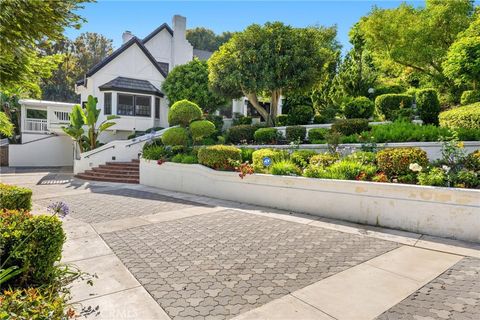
[2,169,479,320]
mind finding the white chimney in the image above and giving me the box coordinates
[171,15,192,67]
[122,31,134,44]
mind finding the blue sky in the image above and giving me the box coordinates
[65,0,475,53]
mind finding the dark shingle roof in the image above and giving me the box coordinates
[98,77,164,97]
[157,62,169,75]
[193,49,213,61]
[143,23,174,43]
[76,37,168,86]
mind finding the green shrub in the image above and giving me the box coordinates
[291,150,317,168]
[439,103,480,130]
[205,114,224,132]
[287,105,314,125]
[376,147,428,177]
[456,128,480,141]
[168,99,202,127]
[344,151,376,165]
[416,89,440,125]
[161,127,189,146]
[460,90,480,105]
[0,184,32,210]
[464,150,480,171]
[453,169,478,188]
[142,145,169,160]
[181,155,198,164]
[304,160,377,180]
[0,286,69,319]
[270,160,301,176]
[313,114,329,124]
[252,148,287,172]
[190,120,216,142]
[418,167,447,187]
[374,84,405,97]
[309,153,339,167]
[227,124,257,144]
[375,94,413,121]
[254,128,280,144]
[343,96,375,119]
[0,210,65,286]
[307,128,329,142]
[143,137,163,151]
[240,148,255,163]
[171,153,185,163]
[368,121,451,143]
[232,113,252,126]
[286,126,307,143]
[331,118,370,136]
[276,114,289,126]
[197,145,241,170]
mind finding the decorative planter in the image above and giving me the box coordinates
[140,160,480,243]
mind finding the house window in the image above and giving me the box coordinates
[116,93,151,117]
[135,96,151,117]
[26,109,47,119]
[104,93,112,115]
[155,98,160,119]
[117,94,134,116]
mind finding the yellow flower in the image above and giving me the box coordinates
[457,142,464,148]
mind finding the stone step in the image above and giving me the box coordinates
[92,167,139,174]
[83,171,139,179]
[99,164,139,170]
[75,173,139,184]
[105,161,139,167]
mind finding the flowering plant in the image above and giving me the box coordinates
[409,163,423,172]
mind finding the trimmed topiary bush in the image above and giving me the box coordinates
[285,126,307,143]
[287,105,314,125]
[227,125,257,144]
[307,128,329,142]
[376,147,428,177]
[439,103,480,130]
[270,160,302,176]
[331,119,370,136]
[197,145,241,170]
[254,128,280,144]
[343,96,375,119]
[252,148,287,173]
[0,210,65,285]
[416,88,440,125]
[276,114,289,126]
[290,150,317,168]
[375,94,413,121]
[460,90,480,105]
[0,184,32,210]
[190,120,216,142]
[168,99,203,127]
[161,127,189,146]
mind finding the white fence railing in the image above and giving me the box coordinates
[25,118,48,132]
[53,111,70,122]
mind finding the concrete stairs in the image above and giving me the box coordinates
[75,159,140,184]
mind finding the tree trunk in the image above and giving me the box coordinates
[269,89,282,125]
[244,92,269,122]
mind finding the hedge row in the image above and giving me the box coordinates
[0,183,32,210]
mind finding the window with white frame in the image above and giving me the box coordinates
[104,92,112,115]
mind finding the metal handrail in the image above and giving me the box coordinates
[84,145,115,159]
[21,133,57,145]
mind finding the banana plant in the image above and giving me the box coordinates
[62,95,119,152]
[0,266,24,285]
[62,104,85,152]
[83,95,119,151]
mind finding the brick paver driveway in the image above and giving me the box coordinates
[3,169,480,320]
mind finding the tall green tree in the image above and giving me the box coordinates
[187,28,235,51]
[162,59,227,113]
[358,0,475,90]
[0,111,14,138]
[0,0,90,90]
[443,13,480,89]
[209,22,333,123]
[73,32,113,79]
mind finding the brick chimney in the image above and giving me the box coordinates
[171,15,192,66]
[122,31,134,44]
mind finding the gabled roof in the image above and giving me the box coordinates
[76,36,168,86]
[142,23,174,44]
[99,77,164,97]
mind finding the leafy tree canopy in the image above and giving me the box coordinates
[162,59,227,113]
[358,0,475,89]
[186,27,234,52]
[0,0,90,91]
[208,22,337,123]
[443,12,480,89]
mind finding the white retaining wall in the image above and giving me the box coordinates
[9,135,74,167]
[140,160,480,243]
[238,141,480,161]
